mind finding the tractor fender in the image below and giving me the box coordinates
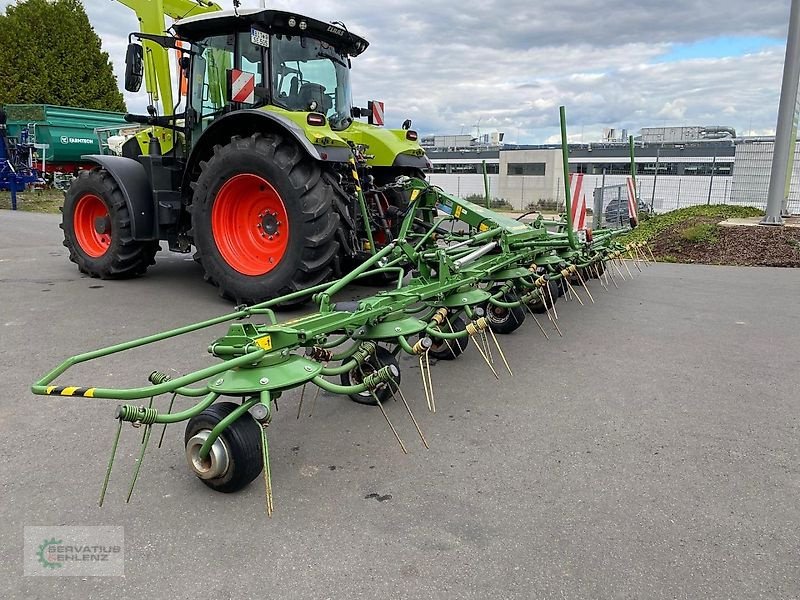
[182,110,335,198]
[81,155,156,241]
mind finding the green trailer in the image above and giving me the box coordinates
[2,104,127,170]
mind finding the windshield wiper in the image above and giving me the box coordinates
[317,51,347,68]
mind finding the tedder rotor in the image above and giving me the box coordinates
[34,112,656,515]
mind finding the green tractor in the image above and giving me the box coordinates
[62,6,428,303]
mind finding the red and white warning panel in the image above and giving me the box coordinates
[569,173,587,231]
[626,176,639,225]
[228,69,256,104]
[368,100,384,126]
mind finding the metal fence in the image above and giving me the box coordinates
[428,142,800,217]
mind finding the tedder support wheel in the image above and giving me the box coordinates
[528,280,559,314]
[486,293,526,334]
[340,346,400,405]
[184,402,263,493]
[191,132,340,305]
[61,169,158,278]
[427,315,469,360]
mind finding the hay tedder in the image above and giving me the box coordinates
[34,107,654,514]
[36,1,655,515]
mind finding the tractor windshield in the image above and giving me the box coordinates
[270,34,353,131]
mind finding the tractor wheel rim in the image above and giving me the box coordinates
[211,173,289,276]
[73,194,111,258]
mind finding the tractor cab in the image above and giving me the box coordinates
[171,9,368,134]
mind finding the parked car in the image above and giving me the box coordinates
[605,196,652,226]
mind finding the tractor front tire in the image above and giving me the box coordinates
[191,133,340,305]
[61,169,158,278]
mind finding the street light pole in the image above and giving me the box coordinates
[763,0,800,225]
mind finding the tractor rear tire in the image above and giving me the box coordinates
[61,169,158,278]
[190,133,340,305]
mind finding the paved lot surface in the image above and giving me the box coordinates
[1,210,799,599]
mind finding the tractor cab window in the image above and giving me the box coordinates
[270,34,353,131]
[193,34,235,126]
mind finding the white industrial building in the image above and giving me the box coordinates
[426,140,737,213]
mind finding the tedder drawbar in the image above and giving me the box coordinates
[33,108,654,516]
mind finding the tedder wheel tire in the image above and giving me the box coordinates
[528,280,559,314]
[427,315,469,360]
[486,293,526,335]
[184,402,263,493]
[340,346,400,406]
[191,132,340,305]
[61,169,158,278]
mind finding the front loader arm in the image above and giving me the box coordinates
[114,0,221,115]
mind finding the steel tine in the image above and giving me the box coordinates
[612,258,626,281]
[620,255,634,278]
[260,425,274,516]
[629,248,643,271]
[307,361,327,417]
[541,286,563,337]
[594,264,608,291]
[308,386,322,417]
[126,423,152,503]
[296,383,307,419]
[521,300,550,340]
[142,396,154,444]
[605,260,619,288]
[390,382,429,449]
[486,327,513,376]
[370,389,407,454]
[574,268,594,303]
[482,329,494,364]
[157,392,177,448]
[419,354,433,412]
[646,243,657,262]
[442,316,463,358]
[634,244,648,265]
[425,350,436,413]
[474,337,500,378]
[545,281,559,320]
[564,277,585,306]
[99,417,123,507]
[638,244,651,266]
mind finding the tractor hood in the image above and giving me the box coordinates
[174,9,369,57]
[264,107,428,168]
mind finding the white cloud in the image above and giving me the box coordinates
[0,0,792,142]
[657,99,688,120]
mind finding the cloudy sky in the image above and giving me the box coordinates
[1,0,794,143]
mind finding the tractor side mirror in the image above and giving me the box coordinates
[124,43,144,93]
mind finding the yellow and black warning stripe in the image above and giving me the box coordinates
[45,386,96,397]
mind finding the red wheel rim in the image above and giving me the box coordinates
[211,174,289,276]
[73,194,111,258]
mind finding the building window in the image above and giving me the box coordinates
[507,162,546,176]
[591,163,631,175]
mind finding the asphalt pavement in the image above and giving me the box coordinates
[1,210,799,599]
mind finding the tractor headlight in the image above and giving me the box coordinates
[299,20,307,30]
[288,17,296,27]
